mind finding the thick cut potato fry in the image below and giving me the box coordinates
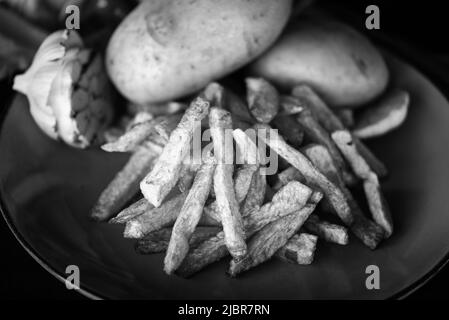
[164,153,216,274]
[246,77,280,123]
[177,160,201,193]
[202,125,262,222]
[275,233,318,264]
[210,107,246,260]
[363,173,393,238]
[273,166,305,191]
[331,131,372,179]
[272,114,304,149]
[135,227,221,254]
[241,168,267,216]
[127,101,187,116]
[304,215,348,245]
[111,162,196,224]
[332,130,393,239]
[335,109,354,128]
[124,193,187,238]
[279,95,306,115]
[203,165,256,222]
[109,197,151,224]
[204,82,254,125]
[90,144,159,222]
[295,108,355,185]
[140,97,210,207]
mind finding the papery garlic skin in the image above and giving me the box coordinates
[13,29,114,148]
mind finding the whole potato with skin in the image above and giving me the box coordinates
[106,0,292,104]
[249,18,389,108]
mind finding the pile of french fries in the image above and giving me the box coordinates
[91,79,409,277]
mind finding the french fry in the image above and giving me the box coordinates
[292,85,387,177]
[204,82,225,107]
[90,144,160,222]
[241,168,267,217]
[204,82,254,125]
[279,95,306,115]
[233,166,258,203]
[177,232,229,278]
[363,173,393,238]
[335,109,354,128]
[233,128,259,166]
[101,118,154,153]
[114,193,221,227]
[303,144,343,182]
[140,97,210,207]
[232,128,260,207]
[110,161,195,224]
[177,181,314,277]
[164,152,216,274]
[245,183,319,236]
[135,227,221,254]
[275,233,318,264]
[203,165,256,223]
[101,114,180,153]
[254,124,353,226]
[127,112,154,128]
[202,124,262,222]
[227,91,255,126]
[295,107,356,185]
[272,166,305,191]
[127,101,187,116]
[351,214,385,249]
[177,160,201,193]
[204,158,262,223]
[124,193,188,238]
[292,85,344,132]
[228,193,322,276]
[332,130,393,238]
[246,77,280,123]
[303,143,384,248]
[304,215,348,245]
[354,139,388,178]
[109,197,152,224]
[103,126,124,144]
[177,166,196,193]
[272,114,304,149]
[354,89,409,139]
[209,107,247,260]
[331,131,372,179]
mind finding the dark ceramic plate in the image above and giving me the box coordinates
[1,52,449,300]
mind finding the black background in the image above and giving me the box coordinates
[1,0,448,300]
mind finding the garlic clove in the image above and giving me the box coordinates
[13,29,84,138]
[13,29,114,148]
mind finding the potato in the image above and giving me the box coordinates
[249,18,389,108]
[106,0,292,104]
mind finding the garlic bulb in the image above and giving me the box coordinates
[13,29,115,148]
